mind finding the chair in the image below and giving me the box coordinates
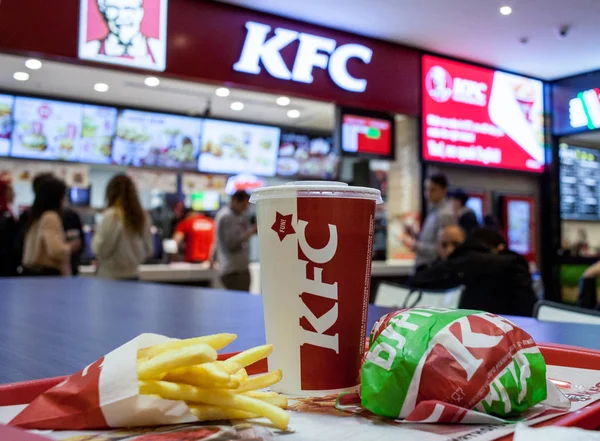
[578,277,598,309]
[375,282,465,309]
[534,300,600,325]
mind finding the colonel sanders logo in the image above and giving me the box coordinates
[78,0,167,71]
[426,65,453,103]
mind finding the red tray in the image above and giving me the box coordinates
[0,345,599,440]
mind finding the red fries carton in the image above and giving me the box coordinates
[7,334,203,430]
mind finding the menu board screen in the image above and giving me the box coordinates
[559,144,600,221]
[113,110,202,169]
[79,104,118,164]
[341,114,393,157]
[11,97,83,161]
[277,132,338,179]
[198,120,280,176]
[0,94,14,156]
[422,55,545,172]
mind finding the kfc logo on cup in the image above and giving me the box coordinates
[426,65,453,103]
[78,0,168,71]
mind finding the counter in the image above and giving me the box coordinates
[80,259,415,294]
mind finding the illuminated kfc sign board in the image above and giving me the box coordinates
[422,55,545,173]
[233,21,373,93]
[0,0,420,115]
[78,0,168,71]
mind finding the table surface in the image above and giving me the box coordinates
[1,277,599,384]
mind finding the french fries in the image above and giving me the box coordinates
[136,334,289,430]
[138,334,237,360]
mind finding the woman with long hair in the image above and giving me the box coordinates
[22,177,78,276]
[0,178,19,276]
[92,174,153,280]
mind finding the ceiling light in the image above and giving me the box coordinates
[276,96,291,106]
[215,87,230,97]
[144,76,160,87]
[287,109,301,119]
[94,82,109,93]
[500,5,512,15]
[25,59,42,70]
[13,72,29,81]
[230,101,244,111]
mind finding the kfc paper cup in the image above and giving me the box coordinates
[250,182,382,396]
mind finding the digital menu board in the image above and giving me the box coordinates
[559,144,600,221]
[340,113,393,158]
[198,120,280,176]
[0,94,14,157]
[422,55,545,172]
[277,131,339,179]
[507,199,532,255]
[79,104,118,164]
[113,110,203,169]
[11,97,83,161]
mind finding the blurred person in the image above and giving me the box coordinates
[483,214,500,230]
[169,200,186,237]
[16,173,84,275]
[92,174,153,280]
[406,174,455,271]
[172,209,216,263]
[410,227,537,316]
[448,189,479,235]
[0,179,18,276]
[22,177,79,276]
[63,202,85,276]
[437,225,466,261]
[81,0,165,70]
[214,190,256,291]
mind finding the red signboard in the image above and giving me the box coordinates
[0,0,420,115]
[341,115,392,157]
[422,55,545,172]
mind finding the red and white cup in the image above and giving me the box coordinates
[250,182,382,396]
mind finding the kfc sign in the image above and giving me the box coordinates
[234,21,373,93]
[426,65,488,107]
[78,0,168,71]
[422,55,545,173]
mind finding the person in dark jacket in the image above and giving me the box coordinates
[449,189,479,235]
[0,179,19,277]
[410,227,537,317]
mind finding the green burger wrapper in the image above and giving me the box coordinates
[361,308,548,419]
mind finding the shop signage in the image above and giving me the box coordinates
[422,55,545,173]
[78,0,168,71]
[568,89,600,130]
[234,21,373,93]
[0,0,420,115]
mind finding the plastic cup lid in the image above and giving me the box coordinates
[250,181,383,204]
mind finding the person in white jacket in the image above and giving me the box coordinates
[92,174,153,280]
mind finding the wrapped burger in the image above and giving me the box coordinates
[361,308,557,421]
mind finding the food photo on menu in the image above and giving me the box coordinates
[112,110,202,169]
[277,131,339,179]
[10,96,83,162]
[0,94,14,156]
[78,104,118,164]
[198,119,280,176]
